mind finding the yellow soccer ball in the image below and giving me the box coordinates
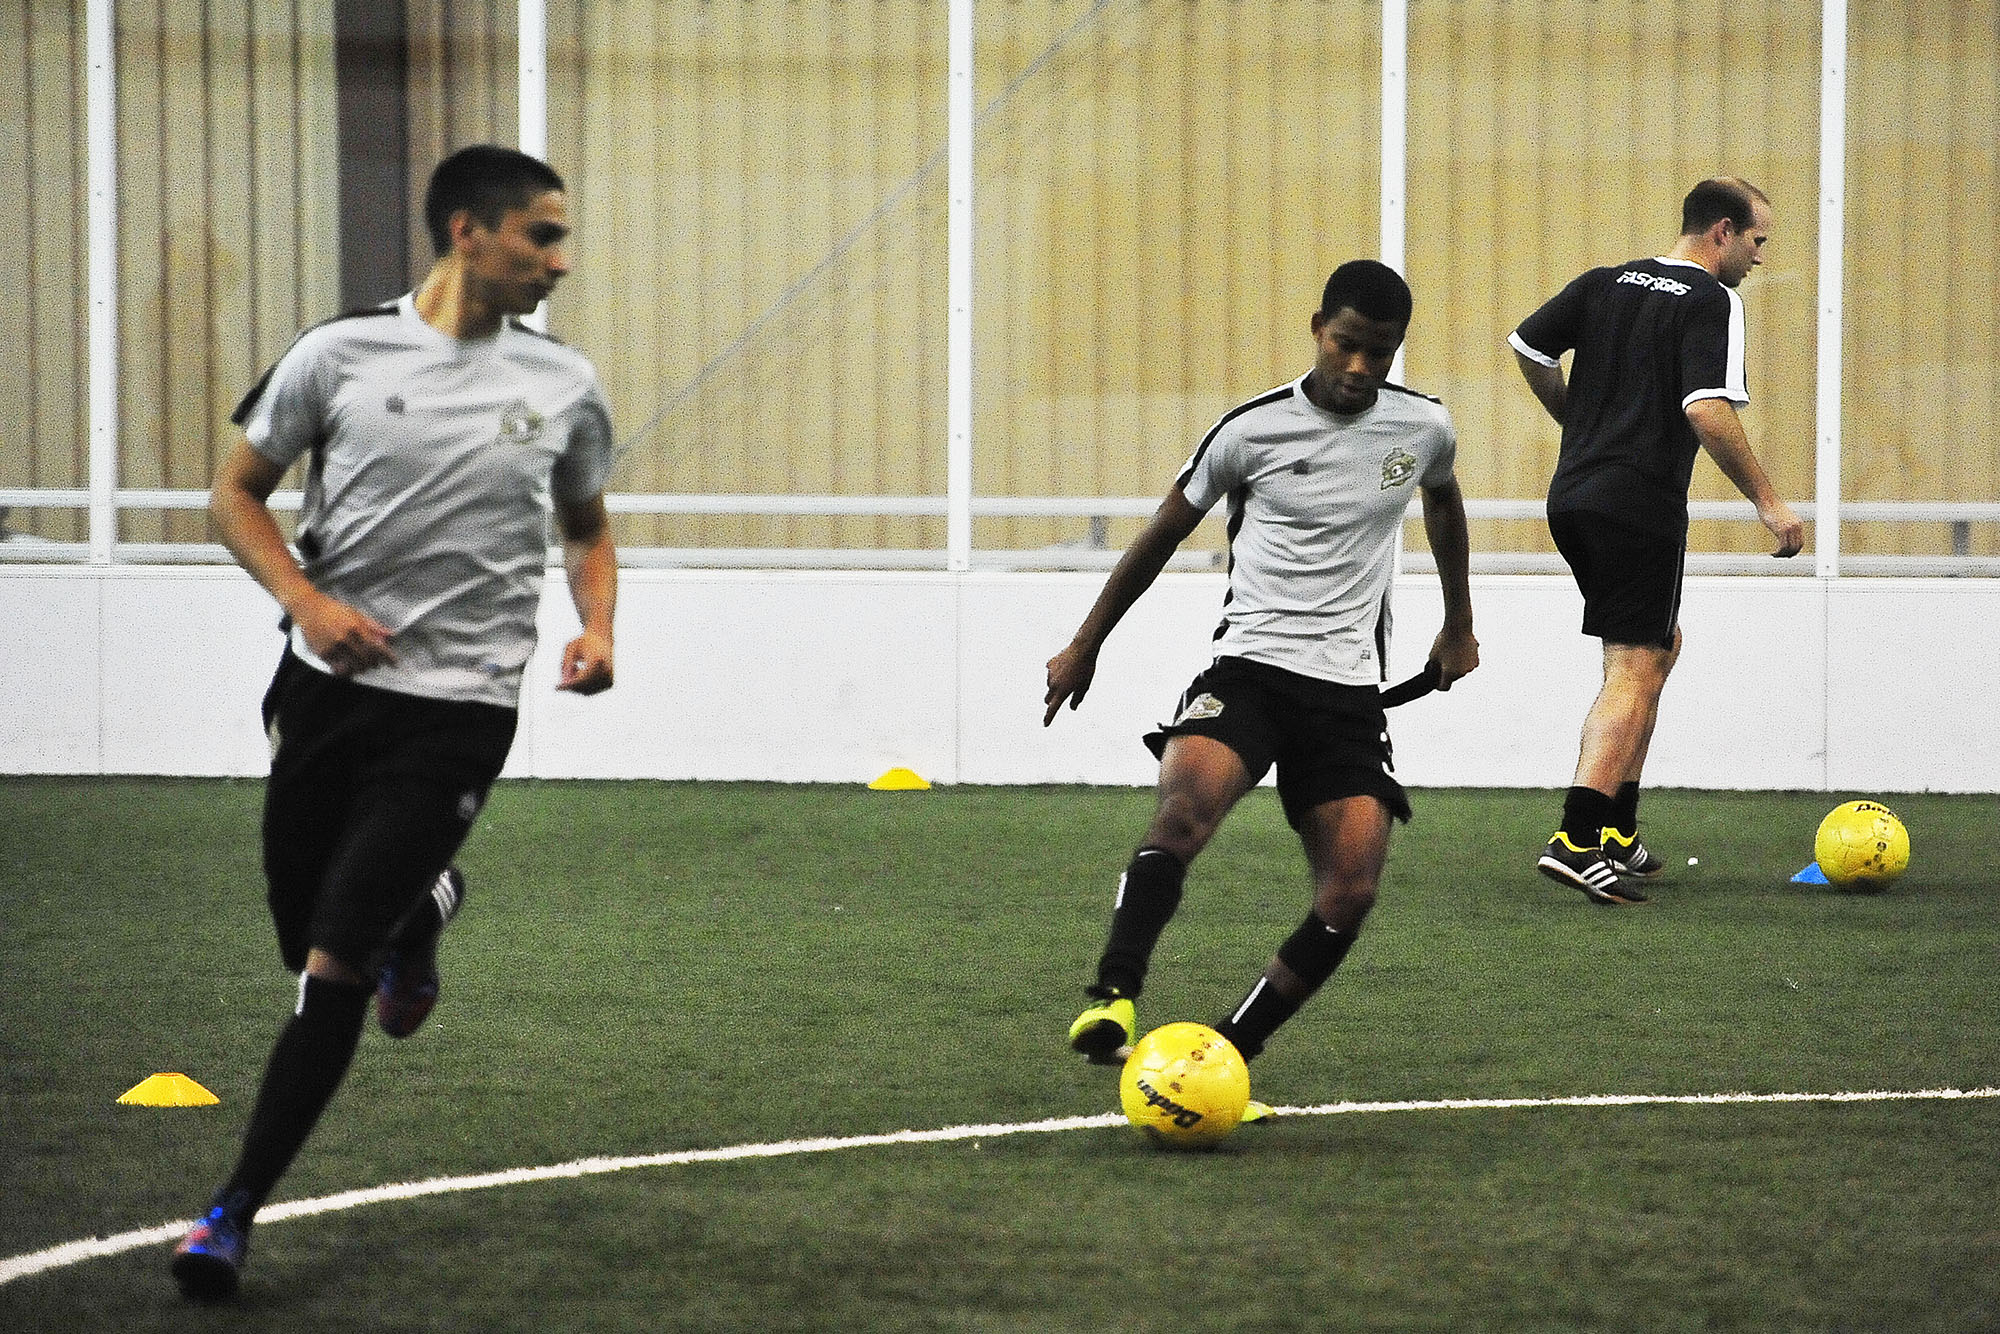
[1814,800,1910,892]
[1119,1022,1251,1149]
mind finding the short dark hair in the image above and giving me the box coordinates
[1319,260,1413,325]
[1681,177,1767,236]
[423,145,566,256]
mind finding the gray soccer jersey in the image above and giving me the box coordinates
[1174,372,1457,687]
[237,294,616,708]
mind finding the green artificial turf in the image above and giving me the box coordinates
[2,779,1994,1331]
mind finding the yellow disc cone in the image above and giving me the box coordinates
[117,1073,220,1107]
[867,767,931,791]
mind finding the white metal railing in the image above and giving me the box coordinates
[9,491,1997,524]
[4,491,1994,575]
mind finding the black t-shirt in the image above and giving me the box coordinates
[1511,258,1747,537]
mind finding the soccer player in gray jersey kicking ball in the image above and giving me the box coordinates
[170,145,619,1300]
[1044,261,1479,1089]
[1510,178,1803,904]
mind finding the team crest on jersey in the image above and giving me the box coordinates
[497,400,545,444]
[1177,693,1225,723]
[1380,447,1417,490]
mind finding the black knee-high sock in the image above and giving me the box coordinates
[1560,786,1617,845]
[1093,847,1186,999]
[1609,782,1641,837]
[220,975,370,1217]
[1215,912,1356,1060]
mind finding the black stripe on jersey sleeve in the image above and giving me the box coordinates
[506,315,570,344]
[1372,590,1391,684]
[1173,383,1298,492]
[230,302,401,426]
[1381,382,1444,406]
[229,367,279,428]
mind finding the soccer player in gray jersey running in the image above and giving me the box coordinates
[170,145,619,1301]
[1511,178,1803,905]
[1045,261,1479,1085]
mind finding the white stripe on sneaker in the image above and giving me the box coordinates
[430,871,460,922]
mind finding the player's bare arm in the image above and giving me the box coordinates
[1418,475,1480,687]
[555,492,617,695]
[208,439,397,675]
[1514,350,1568,426]
[1043,488,1206,726]
[1684,397,1804,557]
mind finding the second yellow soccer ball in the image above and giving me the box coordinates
[1814,799,1910,891]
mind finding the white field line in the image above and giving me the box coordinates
[5,1085,1996,1287]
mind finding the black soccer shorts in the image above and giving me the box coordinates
[1143,655,1412,829]
[258,650,517,974]
[1549,509,1685,650]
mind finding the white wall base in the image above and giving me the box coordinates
[1,566,1991,792]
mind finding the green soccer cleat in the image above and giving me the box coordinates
[1068,993,1136,1065]
[1601,828,1667,879]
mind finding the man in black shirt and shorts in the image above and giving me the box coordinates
[1510,177,1803,904]
[1045,261,1479,1083]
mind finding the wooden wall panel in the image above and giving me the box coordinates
[1847,1,1999,556]
[1405,0,1822,557]
[1,2,88,542]
[110,1,339,543]
[545,1,1374,555]
[969,0,1378,555]
[10,3,1993,562]
[551,0,949,551]
[406,0,516,288]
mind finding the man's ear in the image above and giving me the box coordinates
[448,208,481,251]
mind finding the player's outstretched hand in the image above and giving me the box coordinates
[1043,645,1096,726]
[1762,500,1805,558]
[558,629,614,695]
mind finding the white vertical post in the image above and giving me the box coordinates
[1381,0,1409,565]
[1380,0,1408,283]
[518,0,548,160]
[945,0,975,571]
[87,0,118,564]
[1381,0,1409,378]
[1814,0,1846,578]
[519,0,550,332]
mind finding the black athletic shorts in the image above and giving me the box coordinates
[259,649,517,974]
[1548,510,1685,650]
[1142,655,1411,829]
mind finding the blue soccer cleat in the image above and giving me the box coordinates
[171,1199,250,1300]
[377,867,465,1038]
